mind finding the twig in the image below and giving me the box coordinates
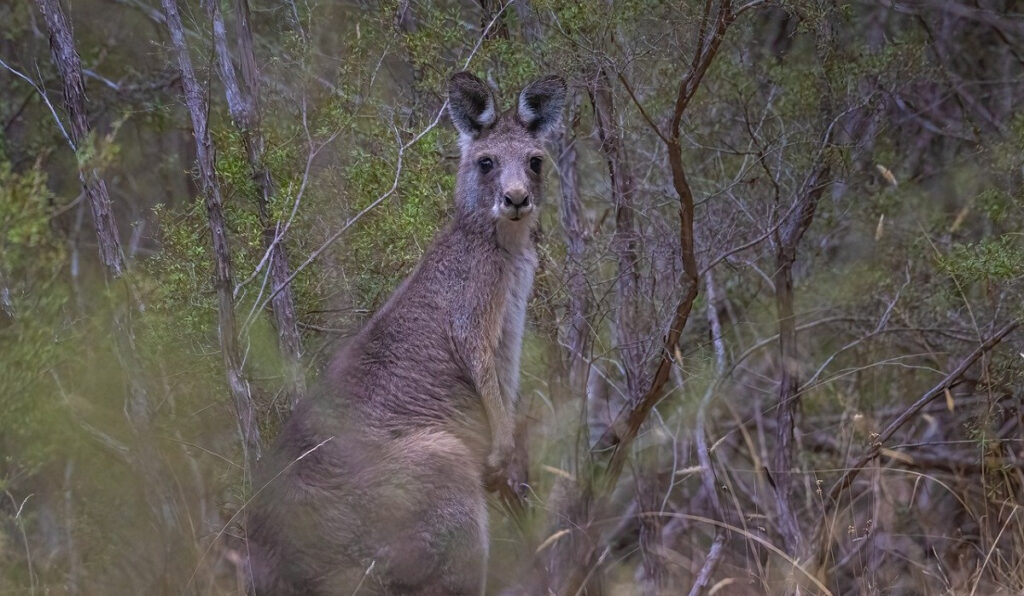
[0,57,74,150]
[186,436,335,588]
[5,491,37,595]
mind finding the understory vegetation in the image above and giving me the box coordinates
[1,0,1023,593]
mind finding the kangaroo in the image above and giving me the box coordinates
[246,72,566,595]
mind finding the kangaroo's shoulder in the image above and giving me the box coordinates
[401,218,507,300]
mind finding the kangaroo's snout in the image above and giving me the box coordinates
[501,187,532,220]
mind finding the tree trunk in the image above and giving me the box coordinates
[162,0,262,465]
[206,0,306,408]
[555,91,589,395]
[36,0,183,570]
[688,272,729,596]
[771,4,838,558]
[36,0,125,277]
[771,162,829,558]
[590,67,645,400]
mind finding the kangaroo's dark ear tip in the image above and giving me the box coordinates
[449,71,486,88]
[527,75,567,93]
[517,75,568,136]
[540,74,567,88]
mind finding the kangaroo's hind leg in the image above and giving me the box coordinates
[372,430,489,596]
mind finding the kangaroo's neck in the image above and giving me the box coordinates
[453,206,536,256]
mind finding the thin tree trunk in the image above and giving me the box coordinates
[63,460,80,595]
[206,0,306,408]
[556,91,589,395]
[590,65,669,591]
[36,0,157,441]
[531,89,605,596]
[689,272,729,596]
[37,0,125,277]
[590,67,645,400]
[36,0,182,573]
[772,5,839,558]
[162,0,262,464]
[771,162,829,558]
[771,238,805,556]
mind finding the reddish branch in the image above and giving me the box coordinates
[595,0,742,483]
[162,0,261,463]
[550,2,760,592]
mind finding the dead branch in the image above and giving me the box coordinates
[688,272,730,596]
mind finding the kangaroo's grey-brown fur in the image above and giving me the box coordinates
[246,72,566,595]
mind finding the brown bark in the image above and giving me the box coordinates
[36,0,155,444]
[162,0,261,464]
[206,0,306,408]
[35,0,185,566]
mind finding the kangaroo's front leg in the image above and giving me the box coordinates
[454,270,515,485]
[475,354,515,487]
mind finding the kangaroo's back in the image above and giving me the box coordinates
[247,72,565,595]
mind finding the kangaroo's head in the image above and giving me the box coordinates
[448,72,566,230]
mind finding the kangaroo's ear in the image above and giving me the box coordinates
[448,72,498,139]
[517,75,567,138]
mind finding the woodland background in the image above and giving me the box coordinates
[1,0,1023,594]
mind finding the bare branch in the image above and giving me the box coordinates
[0,57,75,150]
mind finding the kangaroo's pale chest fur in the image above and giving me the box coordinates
[494,239,537,406]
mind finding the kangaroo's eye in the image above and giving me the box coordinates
[478,157,494,174]
[530,157,542,174]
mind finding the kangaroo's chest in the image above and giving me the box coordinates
[493,250,537,398]
[503,253,536,315]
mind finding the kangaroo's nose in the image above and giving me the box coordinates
[503,189,530,208]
